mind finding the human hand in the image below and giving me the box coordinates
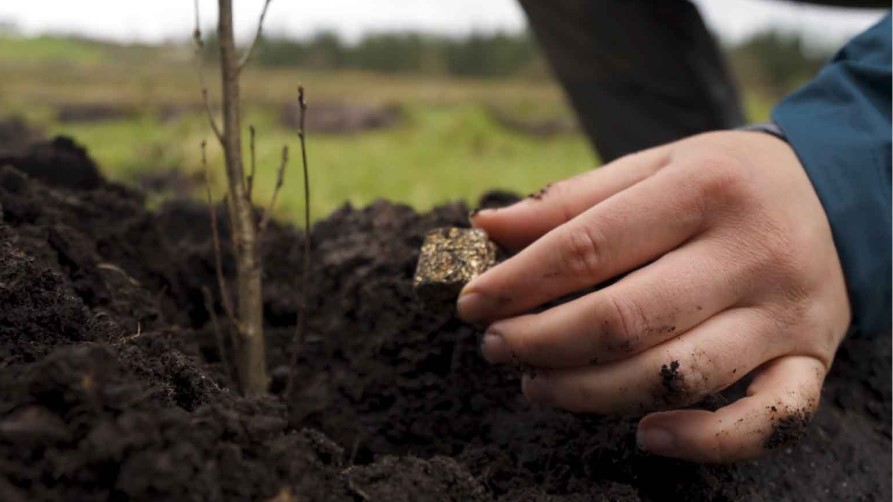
[458,131,851,463]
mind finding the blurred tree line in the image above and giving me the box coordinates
[727,31,831,96]
[201,29,834,96]
[263,32,545,77]
[202,30,545,78]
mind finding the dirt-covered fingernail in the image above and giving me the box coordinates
[481,332,510,363]
[468,207,495,220]
[637,426,675,454]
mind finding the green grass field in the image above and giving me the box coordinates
[49,104,596,222]
[0,35,775,224]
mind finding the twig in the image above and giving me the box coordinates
[96,262,142,287]
[247,125,257,203]
[238,0,274,70]
[118,322,142,344]
[344,475,371,501]
[348,435,362,466]
[297,85,311,341]
[202,140,237,327]
[193,0,223,143]
[286,85,311,398]
[258,145,288,237]
[202,286,234,383]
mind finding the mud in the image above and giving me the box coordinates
[527,183,552,201]
[0,136,889,500]
[765,408,814,450]
[660,360,684,399]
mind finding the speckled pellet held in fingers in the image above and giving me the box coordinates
[413,227,499,308]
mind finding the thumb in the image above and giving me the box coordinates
[636,355,825,463]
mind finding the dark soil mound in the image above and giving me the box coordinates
[0,137,889,500]
[1,136,103,191]
[0,117,44,152]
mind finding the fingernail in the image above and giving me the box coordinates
[456,290,487,322]
[481,332,510,363]
[522,374,555,406]
[468,208,494,220]
[637,427,675,454]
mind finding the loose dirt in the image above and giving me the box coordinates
[0,137,889,500]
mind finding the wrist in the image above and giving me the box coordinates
[738,121,787,143]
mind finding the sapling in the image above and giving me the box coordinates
[193,0,278,395]
[285,86,311,399]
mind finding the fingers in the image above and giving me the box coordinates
[472,146,670,252]
[520,307,782,414]
[636,355,824,463]
[458,165,708,324]
[482,238,747,368]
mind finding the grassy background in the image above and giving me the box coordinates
[0,35,774,224]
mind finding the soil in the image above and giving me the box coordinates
[0,136,889,501]
[0,117,44,153]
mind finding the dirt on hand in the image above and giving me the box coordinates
[0,137,889,501]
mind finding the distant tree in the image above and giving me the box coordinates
[349,33,435,73]
[730,30,832,96]
[444,31,539,77]
[247,30,545,78]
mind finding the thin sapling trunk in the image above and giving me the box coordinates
[194,0,276,396]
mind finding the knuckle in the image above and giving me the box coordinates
[689,153,753,206]
[764,397,816,451]
[756,223,801,269]
[558,224,604,279]
[655,358,712,408]
[548,180,578,224]
[602,296,647,352]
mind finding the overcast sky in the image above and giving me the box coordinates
[0,0,885,48]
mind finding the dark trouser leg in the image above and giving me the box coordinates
[520,0,745,162]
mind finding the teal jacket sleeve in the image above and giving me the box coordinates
[772,14,891,336]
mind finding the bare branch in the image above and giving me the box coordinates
[247,125,256,202]
[202,286,234,384]
[258,145,288,237]
[202,140,237,327]
[192,0,203,47]
[238,0,274,71]
[193,0,223,143]
[118,322,142,345]
[287,85,311,398]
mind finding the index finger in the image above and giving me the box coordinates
[472,146,670,252]
[458,165,707,324]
